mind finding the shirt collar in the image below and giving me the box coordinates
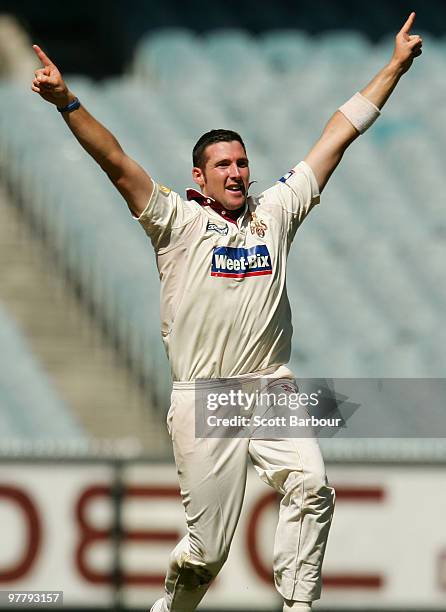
[185,188,245,225]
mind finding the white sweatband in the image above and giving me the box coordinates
[338,92,381,134]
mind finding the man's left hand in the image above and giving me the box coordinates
[391,12,423,74]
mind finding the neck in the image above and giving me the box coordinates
[187,187,245,224]
[213,199,245,224]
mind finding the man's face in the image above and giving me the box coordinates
[192,140,250,210]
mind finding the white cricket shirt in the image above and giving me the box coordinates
[137,162,320,381]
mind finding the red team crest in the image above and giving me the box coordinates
[250,211,268,238]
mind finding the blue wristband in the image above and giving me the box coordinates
[57,97,81,113]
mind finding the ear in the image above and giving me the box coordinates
[192,166,205,189]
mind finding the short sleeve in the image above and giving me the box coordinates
[275,161,320,222]
[134,180,198,250]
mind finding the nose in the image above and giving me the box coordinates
[229,162,241,178]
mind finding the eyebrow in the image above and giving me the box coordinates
[214,157,249,165]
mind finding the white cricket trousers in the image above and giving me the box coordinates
[160,366,335,611]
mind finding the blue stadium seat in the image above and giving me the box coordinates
[133,28,215,90]
[0,304,87,442]
[260,30,312,73]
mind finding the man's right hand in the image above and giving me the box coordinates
[31,44,74,107]
[30,43,153,217]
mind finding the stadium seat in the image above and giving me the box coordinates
[260,30,312,73]
[0,303,87,442]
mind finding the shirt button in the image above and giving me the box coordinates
[206,199,211,204]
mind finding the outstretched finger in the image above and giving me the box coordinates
[32,44,54,68]
[400,11,416,35]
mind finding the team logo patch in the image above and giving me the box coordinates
[211,245,272,278]
[207,221,229,236]
[159,184,171,195]
[279,169,295,183]
[249,211,268,238]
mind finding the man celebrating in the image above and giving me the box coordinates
[31,14,422,612]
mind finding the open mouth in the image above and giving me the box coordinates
[225,184,244,195]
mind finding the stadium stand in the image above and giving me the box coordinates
[0,178,171,456]
[0,302,86,445]
[1,25,445,459]
[0,82,170,403]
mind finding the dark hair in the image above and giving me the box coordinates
[192,129,246,169]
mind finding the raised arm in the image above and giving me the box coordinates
[31,45,153,217]
[304,12,423,192]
